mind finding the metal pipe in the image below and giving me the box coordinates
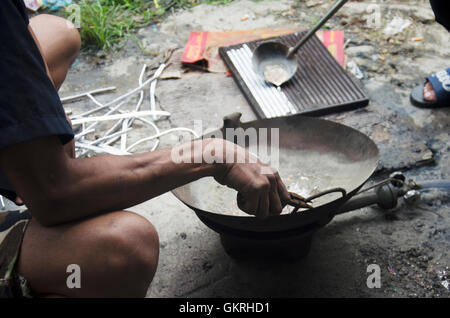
[334,184,402,215]
[287,0,349,58]
[416,179,450,189]
[334,192,379,215]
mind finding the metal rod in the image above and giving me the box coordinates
[287,0,349,58]
[416,179,450,189]
[334,185,403,215]
[333,192,379,215]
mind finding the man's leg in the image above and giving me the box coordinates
[17,211,159,297]
[29,14,81,91]
[16,15,160,297]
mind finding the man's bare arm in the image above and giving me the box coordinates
[0,136,290,226]
[0,136,223,226]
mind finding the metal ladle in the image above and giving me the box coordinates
[252,0,348,87]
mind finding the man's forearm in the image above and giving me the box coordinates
[56,139,223,223]
[2,137,226,226]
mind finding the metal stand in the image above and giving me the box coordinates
[220,231,314,261]
[214,172,449,261]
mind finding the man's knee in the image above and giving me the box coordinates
[53,15,81,63]
[31,14,81,63]
[64,21,81,64]
[98,212,159,296]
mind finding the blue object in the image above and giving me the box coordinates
[410,67,450,108]
[427,68,450,107]
[43,0,73,11]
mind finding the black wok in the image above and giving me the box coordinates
[171,113,379,240]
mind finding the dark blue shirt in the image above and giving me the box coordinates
[0,0,74,201]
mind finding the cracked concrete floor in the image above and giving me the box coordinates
[58,0,449,297]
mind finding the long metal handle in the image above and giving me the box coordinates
[334,178,450,215]
[287,0,349,58]
[334,192,380,215]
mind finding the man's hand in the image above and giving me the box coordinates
[213,141,290,219]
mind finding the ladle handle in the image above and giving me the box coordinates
[287,0,349,58]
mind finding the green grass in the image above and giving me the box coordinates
[64,0,235,51]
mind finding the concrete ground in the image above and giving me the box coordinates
[58,0,449,297]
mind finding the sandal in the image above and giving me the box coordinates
[410,67,450,108]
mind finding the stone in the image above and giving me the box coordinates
[345,45,376,57]
[411,8,435,23]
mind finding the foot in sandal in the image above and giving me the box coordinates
[410,68,450,108]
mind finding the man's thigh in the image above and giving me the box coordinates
[17,211,159,298]
[29,14,80,91]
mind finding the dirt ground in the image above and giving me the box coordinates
[57,0,449,297]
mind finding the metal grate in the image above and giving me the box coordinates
[219,31,369,118]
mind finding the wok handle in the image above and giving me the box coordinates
[223,112,242,129]
[290,187,347,214]
[304,187,347,202]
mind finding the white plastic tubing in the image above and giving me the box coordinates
[61,64,199,157]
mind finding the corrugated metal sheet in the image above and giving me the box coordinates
[219,31,369,118]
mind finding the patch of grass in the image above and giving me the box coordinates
[64,0,235,51]
[68,0,155,50]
